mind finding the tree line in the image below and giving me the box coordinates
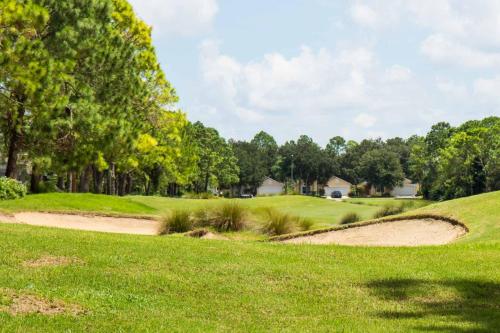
[1,1,498,201]
[230,117,499,200]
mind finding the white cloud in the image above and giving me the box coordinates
[421,34,500,68]
[383,65,412,82]
[129,0,218,36]
[350,3,378,28]
[350,1,500,68]
[196,40,436,143]
[474,76,500,103]
[353,113,377,128]
[435,78,469,99]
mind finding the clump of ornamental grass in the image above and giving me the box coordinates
[340,212,361,225]
[212,202,247,232]
[262,208,295,236]
[373,203,405,219]
[193,207,214,227]
[160,210,193,234]
[296,217,314,231]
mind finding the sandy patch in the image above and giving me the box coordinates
[185,229,229,240]
[282,219,467,246]
[4,212,161,235]
[0,289,85,316]
[22,255,84,268]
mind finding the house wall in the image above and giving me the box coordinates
[257,184,283,196]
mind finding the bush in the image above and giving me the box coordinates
[340,212,361,225]
[193,208,214,227]
[212,202,247,232]
[0,177,27,200]
[161,210,193,234]
[296,217,314,231]
[262,208,295,236]
[373,204,405,219]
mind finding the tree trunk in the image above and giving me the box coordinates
[117,173,126,196]
[125,174,132,195]
[71,172,78,193]
[66,172,72,192]
[30,164,41,193]
[92,166,104,194]
[57,176,65,191]
[5,98,26,179]
[79,166,91,193]
[107,163,116,195]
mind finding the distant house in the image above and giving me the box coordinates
[360,178,419,197]
[257,177,284,196]
[324,176,352,197]
[391,178,419,197]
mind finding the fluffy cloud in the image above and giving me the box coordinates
[196,40,435,142]
[474,77,500,103]
[129,0,218,36]
[350,1,500,68]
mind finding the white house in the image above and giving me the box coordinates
[360,178,419,197]
[257,177,284,196]
[324,176,352,197]
[390,178,419,197]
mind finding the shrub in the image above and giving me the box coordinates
[373,204,405,219]
[296,217,314,231]
[340,212,361,225]
[0,177,27,200]
[161,210,193,234]
[212,202,247,232]
[262,208,295,235]
[193,208,214,227]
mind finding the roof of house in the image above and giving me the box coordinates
[259,177,284,187]
[325,176,352,187]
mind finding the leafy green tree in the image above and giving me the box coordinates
[359,149,404,193]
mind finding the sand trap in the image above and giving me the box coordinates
[282,219,467,246]
[1,212,161,236]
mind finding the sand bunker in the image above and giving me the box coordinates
[1,212,161,236]
[282,218,467,246]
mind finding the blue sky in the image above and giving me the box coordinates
[129,0,500,145]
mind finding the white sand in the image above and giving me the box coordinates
[282,219,467,246]
[1,212,161,236]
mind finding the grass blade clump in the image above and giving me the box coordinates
[262,208,295,235]
[212,202,247,232]
[296,217,314,231]
[161,210,193,234]
[340,212,361,225]
[193,208,213,227]
[373,203,405,219]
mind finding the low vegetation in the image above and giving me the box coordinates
[0,191,498,332]
[262,208,295,235]
[0,177,27,201]
[211,202,247,232]
[161,210,192,234]
[373,204,406,218]
[340,212,361,224]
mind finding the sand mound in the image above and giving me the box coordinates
[185,229,229,240]
[22,255,84,268]
[282,218,467,246]
[0,289,85,316]
[1,212,161,236]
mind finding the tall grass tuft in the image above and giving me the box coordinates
[296,217,314,231]
[340,212,361,225]
[193,207,213,227]
[262,208,295,235]
[373,203,405,219]
[161,210,193,234]
[212,202,247,232]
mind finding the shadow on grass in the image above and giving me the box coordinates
[366,278,500,332]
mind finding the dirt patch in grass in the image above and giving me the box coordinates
[0,289,85,316]
[281,218,467,246]
[185,229,229,240]
[22,255,85,268]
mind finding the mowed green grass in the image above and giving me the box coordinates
[0,192,498,332]
[0,193,428,227]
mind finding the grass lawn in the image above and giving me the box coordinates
[0,194,399,227]
[0,192,498,332]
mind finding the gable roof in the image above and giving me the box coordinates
[326,176,352,187]
[260,177,284,187]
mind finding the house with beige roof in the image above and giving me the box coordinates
[324,176,352,197]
